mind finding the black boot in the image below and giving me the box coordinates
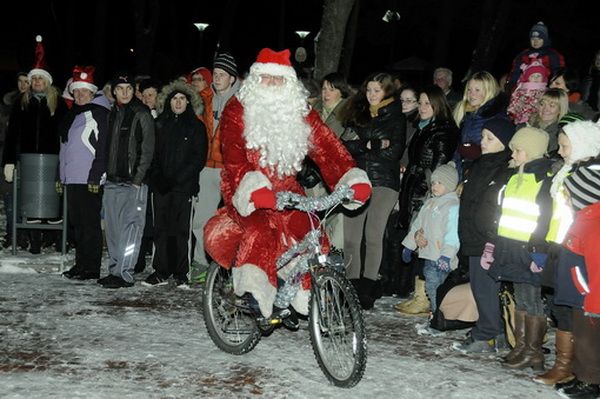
[396,263,415,299]
[359,278,376,310]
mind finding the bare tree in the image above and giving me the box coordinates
[313,0,356,81]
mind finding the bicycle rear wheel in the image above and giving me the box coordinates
[308,268,367,388]
[203,262,261,355]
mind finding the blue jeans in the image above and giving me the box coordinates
[423,260,450,313]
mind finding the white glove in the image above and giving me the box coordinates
[4,164,14,183]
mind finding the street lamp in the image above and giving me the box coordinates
[295,30,310,40]
[193,23,209,62]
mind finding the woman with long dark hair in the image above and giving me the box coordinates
[342,72,406,309]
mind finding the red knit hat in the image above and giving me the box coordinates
[69,65,98,93]
[520,60,549,83]
[28,35,53,85]
[188,66,212,87]
[250,48,297,79]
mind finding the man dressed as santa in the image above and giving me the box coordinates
[204,48,371,319]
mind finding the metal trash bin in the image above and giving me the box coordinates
[18,153,60,219]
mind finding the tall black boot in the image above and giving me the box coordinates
[359,278,376,310]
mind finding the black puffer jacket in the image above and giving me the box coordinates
[344,100,406,191]
[151,90,208,196]
[397,118,459,229]
[458,150,513,256]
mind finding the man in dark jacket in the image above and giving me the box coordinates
[143,81,207,287]
[97,73,155,289]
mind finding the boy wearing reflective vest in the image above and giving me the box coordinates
[488,127,553,371]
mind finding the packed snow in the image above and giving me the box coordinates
[0,244,561,399]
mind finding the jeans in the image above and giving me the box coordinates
[513,282,543,316]
[423,259,450,313]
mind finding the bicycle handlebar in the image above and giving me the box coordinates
[275,184,355,212]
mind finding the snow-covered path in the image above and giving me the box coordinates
[0,253,558,399]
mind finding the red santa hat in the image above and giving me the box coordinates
[250,48,297,79]
[69,65,98,93]
[27,35,53,85]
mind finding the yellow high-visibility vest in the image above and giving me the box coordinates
[546,186,574,244]
[497,173,544,242]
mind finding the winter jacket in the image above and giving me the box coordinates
[581,68,600,112]
[402,191,460,270]
[488,157,554,285]
[507,84,546,125]
[507,46,565,91]
[59,94,111,185]
[206,80,241,169]
[397,118,458,229]
[458,150,513,256]
[344,99,406,191]
[553,247,586,309]
[313,98,352,139]
[455,93,508,165]
[563,202,600,315]
[2,88,67,165]
[152,89,207,196]
[105,97,155,186]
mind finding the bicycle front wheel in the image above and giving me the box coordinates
[308,268,367,388]
[203,262,261,355]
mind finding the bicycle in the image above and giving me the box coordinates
[203,184,367,388]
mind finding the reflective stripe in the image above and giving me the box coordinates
[546,187,575,243]
[498,215,538,233]
[501,197,540,216]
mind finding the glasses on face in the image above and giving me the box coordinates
[259,74,285,84]
[401,98,417,104]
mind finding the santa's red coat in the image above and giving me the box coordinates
[204,96,369,317]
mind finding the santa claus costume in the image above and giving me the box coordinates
[204,48,371,318]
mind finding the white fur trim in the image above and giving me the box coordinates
[290,287,310,316]
[232,263,278,318]
[28,68,53,85]
[70,81,98,94]
[250,62,297,80]
[232,171,272,217]
[335,167,371,210]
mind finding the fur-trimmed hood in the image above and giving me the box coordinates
[156,80,204,117]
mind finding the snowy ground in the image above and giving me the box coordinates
[0,247,562,399]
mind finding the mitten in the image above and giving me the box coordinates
[480,242,495,270]
[250,187,277,210]
[351,183,371,204]
[87,183,100,194]
[402,247,413,263]
[529,252,547,268]
[55,181,63,195]
[4,164,14,183]
[437,256,451,272]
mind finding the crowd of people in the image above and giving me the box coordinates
[1,21,600,398]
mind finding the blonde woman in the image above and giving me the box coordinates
[522,88,569,154]
[453,71,508,175]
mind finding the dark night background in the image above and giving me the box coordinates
[0,0,598,94]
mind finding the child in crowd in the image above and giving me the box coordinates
[555,162,600,398]
[401,162,460,313]
[508,60,549,124]
[487,127,553,371]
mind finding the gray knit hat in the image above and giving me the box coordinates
[213,52,238,77]
[431,161,459,192]
[564,164,600,211]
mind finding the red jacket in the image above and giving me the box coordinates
[564,202,600,314]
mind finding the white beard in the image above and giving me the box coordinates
[238,75,311,178]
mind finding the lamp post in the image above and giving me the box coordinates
[194,23,209,62]
[294,30,310,68]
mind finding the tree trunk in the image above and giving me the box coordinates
[133,0,160,76]
[339,0,360,79]
[469,0,512,77]
[314,0,356,81]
